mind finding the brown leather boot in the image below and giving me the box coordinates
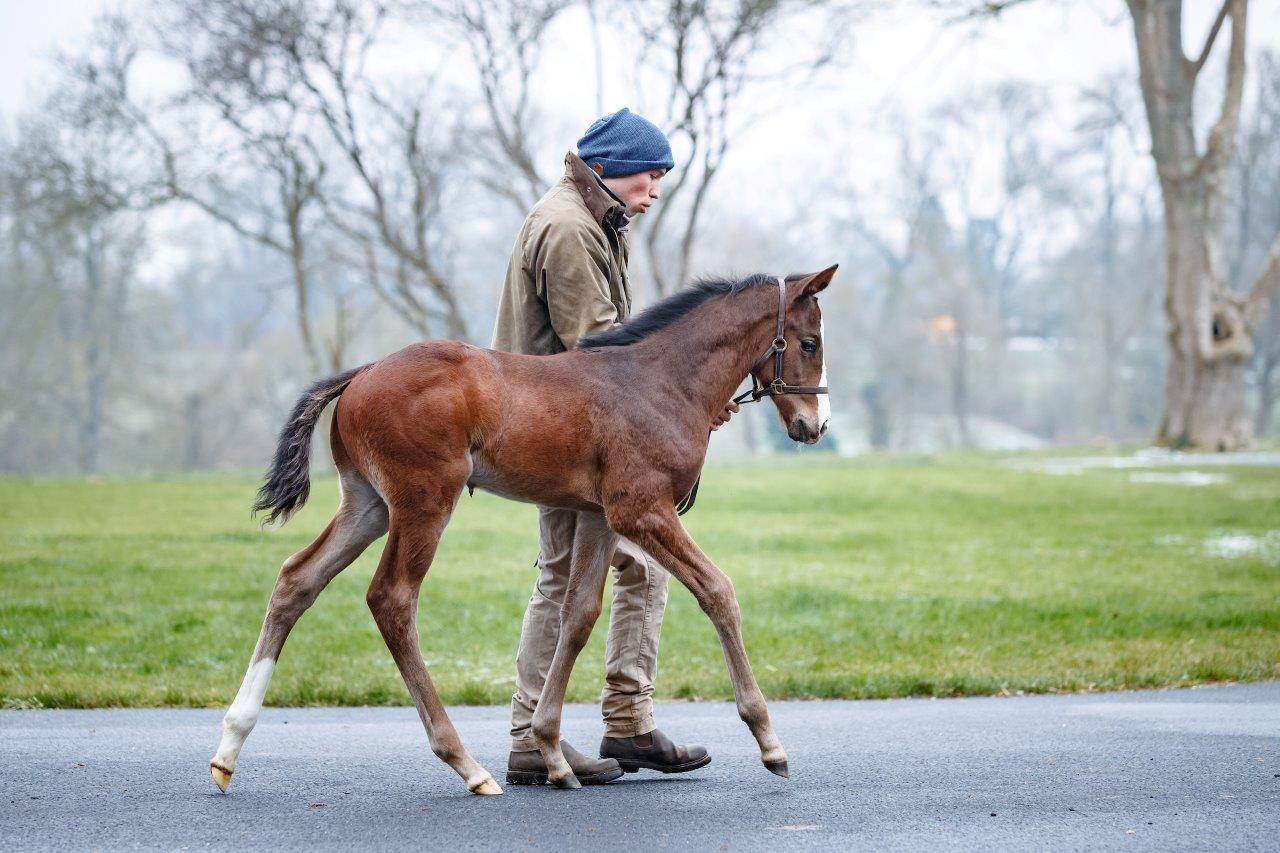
[506,741,624,786]
[600,728,711,774]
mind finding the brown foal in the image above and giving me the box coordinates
[210,266,837,796]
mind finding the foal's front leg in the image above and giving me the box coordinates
[611,504,789,777]
[529,511,618,788]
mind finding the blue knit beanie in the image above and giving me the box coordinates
[576,108,675,177]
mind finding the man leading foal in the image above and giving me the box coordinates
[207,110,836,798]
[493,108,731,786]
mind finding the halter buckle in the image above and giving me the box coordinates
[769,378,786,395]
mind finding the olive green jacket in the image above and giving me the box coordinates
[491,152,632,355]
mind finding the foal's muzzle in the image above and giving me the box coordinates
[788,417,827,445]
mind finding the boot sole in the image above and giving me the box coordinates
[505,765,624,786]
[614,754,712,774]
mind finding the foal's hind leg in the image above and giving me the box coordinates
[529,511,618,788]
[366,467,501,796]
[210,471,388,792]
[609,503,789,778]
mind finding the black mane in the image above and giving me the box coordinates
[577,272,800,349]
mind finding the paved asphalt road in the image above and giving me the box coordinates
[2,683,1278,850]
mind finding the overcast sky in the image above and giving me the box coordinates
[7,2,1273,106]
[3,0,1277,240]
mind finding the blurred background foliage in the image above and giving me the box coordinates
[1,0,1279,475]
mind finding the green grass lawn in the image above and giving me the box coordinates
[1,454,1277,709]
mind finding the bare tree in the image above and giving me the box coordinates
[584,0,607,115]
[134,1,471,356]
[168,135,335,373]
[843,131,931,450]
[896,85,1058,448]
[0,65,152,473]
[948,0,1280,449]
[623,0,849,296]
[1066,71,1163,438]
[1124,0,1280,450]
[852,214,915,449]
[124,3,342,373]
[274,0,472,339]
[915,192,978,447]
[417,0,853,301]
[419,0,571,216]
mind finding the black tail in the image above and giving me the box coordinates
[253,364,372,526]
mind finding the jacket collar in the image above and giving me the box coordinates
[564,152,629,231]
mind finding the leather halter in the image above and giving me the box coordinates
[677,276,829,516]
[730,276,830,406]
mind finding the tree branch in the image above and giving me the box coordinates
[1246,229,1280,328]
[930,0,1036,23]
[1188,0,1231,80]
[1199,0,1247,180]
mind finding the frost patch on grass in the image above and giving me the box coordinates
[1203,531,1280,562]
[1130,472,1230,487]
[1009,448,1280,473]
[1037,464,1085,476]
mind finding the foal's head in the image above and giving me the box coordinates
[757,266,837,445]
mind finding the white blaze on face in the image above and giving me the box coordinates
[816,316,831,430]
[212,658,276,773]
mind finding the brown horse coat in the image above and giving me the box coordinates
[210,266,836,796]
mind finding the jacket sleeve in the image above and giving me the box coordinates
[528,218,621,351]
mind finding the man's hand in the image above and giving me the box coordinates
[710,400,739,431]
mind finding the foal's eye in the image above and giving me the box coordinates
[800,339,819,355]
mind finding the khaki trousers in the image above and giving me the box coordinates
[509,506,669,750]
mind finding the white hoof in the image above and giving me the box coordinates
[210,761,233,793]
[469,776,503,796]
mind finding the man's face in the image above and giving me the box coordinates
[602,169,665,216]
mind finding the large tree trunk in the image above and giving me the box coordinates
[1158,344,1251,449]
[1127,0,1274,450]
[1153,187,1255,449]
[286,211,321,375]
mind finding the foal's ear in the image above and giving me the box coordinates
[796,264,839,299]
